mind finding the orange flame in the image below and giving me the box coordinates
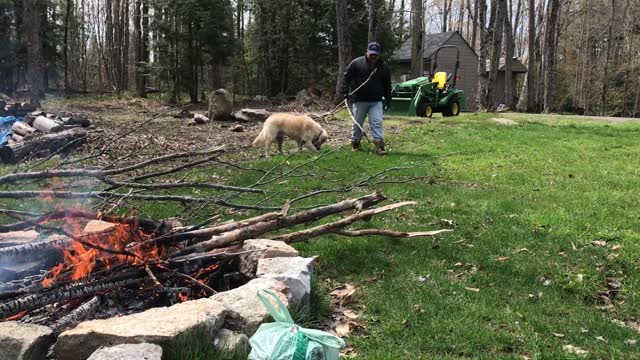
[5,310,28,321]
[41,216,163,287]
[178,293,189,302]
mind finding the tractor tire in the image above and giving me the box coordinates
[443,96,461,117]
[417,102,434,118]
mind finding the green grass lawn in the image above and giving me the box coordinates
[6,111,640,358]
[215,113,640,359]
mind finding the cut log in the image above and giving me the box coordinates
[193,113,210,124]
[62,115,91,127]
[33,116,64,133]
[11,122,36,136]
[233,109,271,122]
[0,129,87,164]
[10,133,23,142]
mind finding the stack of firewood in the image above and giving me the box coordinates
[0,112,92,164]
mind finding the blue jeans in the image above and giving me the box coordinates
[352,101,383,141]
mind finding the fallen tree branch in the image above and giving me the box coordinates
[0,146,225,184]
[97,178,264,193]
[170,191,387,257]
[333,228,453,238]
[132,212,282,249]
[272,201,417,244]
[0,208,162,233]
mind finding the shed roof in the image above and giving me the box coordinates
[486,57,528,73]
[391,31,475,62]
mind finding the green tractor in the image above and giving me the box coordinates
[388,45,465,118]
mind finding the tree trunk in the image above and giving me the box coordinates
[335,0,351,100]
[543,0,560,113]
[23,0,43,107]
[504,2,515,108]
[526,0,535,111]
[64,0,72,92]
[368,0,381,42]
[410,0,423,78]
[477,0,488,109]
[599,0,616,116]
[134,0,143,97]
[485,0,505,109]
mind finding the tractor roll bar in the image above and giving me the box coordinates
[430,45,461,88]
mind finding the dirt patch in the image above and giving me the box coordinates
[44,98,359,165]
[491,117,519,126]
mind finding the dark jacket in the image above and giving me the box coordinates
[342,56,392,103]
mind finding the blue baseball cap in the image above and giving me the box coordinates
[367,42,382,55]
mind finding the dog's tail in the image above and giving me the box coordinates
[252,125,269,147]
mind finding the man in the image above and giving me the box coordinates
[341,41,392,155]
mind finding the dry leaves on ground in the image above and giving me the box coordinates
[562,345,588,356]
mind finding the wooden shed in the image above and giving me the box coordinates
[486,58,528,107]
[390,31,479,111]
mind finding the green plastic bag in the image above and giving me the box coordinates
[248,289,346,360]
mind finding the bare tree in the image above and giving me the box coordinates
[526,0,535,111]
[64,0,73,92]
[368,0,382,42]
[599,0,616,115]
[24,0,43,107]
[504,1,515,108]
[335,0,351,100]
[485,0,505,109]
[410,0,424,78]
[477,0,488,109]
[543,0,560,113]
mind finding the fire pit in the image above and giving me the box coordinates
[0,191,449,359]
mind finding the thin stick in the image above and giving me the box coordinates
[334,228,453,238]
[145,265,162,287]
[157,265,217,295]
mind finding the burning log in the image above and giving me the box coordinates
[32,116,64,133]
[0,235,69,260]
[0,275,146,318]
[51,295,102,331]
[0,129,87,164]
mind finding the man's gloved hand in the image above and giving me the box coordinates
[383,98,391,110]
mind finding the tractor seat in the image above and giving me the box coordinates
[432,72,448,90]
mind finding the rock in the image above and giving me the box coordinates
[208,89,233,120]
[174,108,194,119]
[55,298,227,360]
[87,343,163,360]
[211,277,290,336]
[213,329,250,356]
[233,108,271,122]
[231,125,244,133]
[0,322,54,360]
[296,89,313,106]
[83,220,119,235]
[491,117,519,126]
[239,239,299,278]
[307,87,323,98]
[0,230,40,248]
[257,256,314,308]
[252,95,270,103]
[272,92,288,105]
[194,113,210,124]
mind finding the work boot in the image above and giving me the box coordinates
[373,139,386,156]
[351,139,361,152]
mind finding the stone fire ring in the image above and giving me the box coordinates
[0,239,314,360]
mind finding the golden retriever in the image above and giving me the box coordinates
[252,113,328,156]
